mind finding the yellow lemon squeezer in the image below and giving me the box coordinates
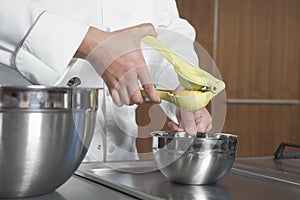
[140,36,225,112]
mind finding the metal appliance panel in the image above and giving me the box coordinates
[75,159,300,200]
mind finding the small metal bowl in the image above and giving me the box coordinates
[152,131,238,185]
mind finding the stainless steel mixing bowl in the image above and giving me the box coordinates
[152,131,238,185]
[0,85,98,198]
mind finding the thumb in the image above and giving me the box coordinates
[167,121,183,132]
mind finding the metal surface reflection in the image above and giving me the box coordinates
[152,131,238,184]
[151,181,231,200]
[0,86,99,198]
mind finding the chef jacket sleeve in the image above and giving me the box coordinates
[0,0,89,85]
[145,0,199,123]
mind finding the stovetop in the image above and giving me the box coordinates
[234,142,300,186]
[75,142,300,200]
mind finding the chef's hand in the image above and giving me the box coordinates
[168,107,212,135]
[75,23,160,106]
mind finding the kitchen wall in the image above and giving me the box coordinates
[136,0,300,158]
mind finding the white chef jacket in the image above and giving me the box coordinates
[0,0,198,161]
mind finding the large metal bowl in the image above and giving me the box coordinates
[0,85,98,198]
[152,131,238,185]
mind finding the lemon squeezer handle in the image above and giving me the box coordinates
[141,35,226,96]
[141,36,183,73]
[140,88,174,103]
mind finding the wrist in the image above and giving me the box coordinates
[75,26,107,58]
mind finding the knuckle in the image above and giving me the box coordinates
[109,80,119,90]
[142,84,153,90]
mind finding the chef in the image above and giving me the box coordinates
[0,0,212,161]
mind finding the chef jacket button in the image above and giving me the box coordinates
[106,27,111,32]
[108,145,115,153]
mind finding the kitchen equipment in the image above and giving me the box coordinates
[140,88,211,112]
[75,153,300,200]
[72,140,300,200]
[141,36,225,95]
[152,131,238,185]
[0,85,99,198]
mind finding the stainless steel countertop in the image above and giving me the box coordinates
[3,157,299,200]
[75,159,300,200]
[0,175,137,200]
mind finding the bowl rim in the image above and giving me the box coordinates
[151,131,238,140]
[0,85,101,110]
[0,84,102,91]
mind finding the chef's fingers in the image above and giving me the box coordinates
[112,83,141,106]
[142,83,160,103]
[102,67,124,106]
[117,66,144,106]
[128,80,143,105]
[135,24,159,103]
[129,89,143,105]
[138,64,160,103]
[117,86,131,106]
[167,121,184,132]
[122,55,149,105]
[111,89,123,106]
[194,108,212,132]
[179,110,197,136]
[90,23,158,106]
